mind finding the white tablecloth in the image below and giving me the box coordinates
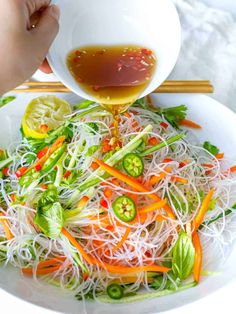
[171,0,236,111]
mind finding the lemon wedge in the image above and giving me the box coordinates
[22,96,72,139]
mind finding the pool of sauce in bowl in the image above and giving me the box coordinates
[67,45,157,139]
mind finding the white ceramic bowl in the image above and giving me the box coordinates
[47,0,181,101]
[0,93,236,313]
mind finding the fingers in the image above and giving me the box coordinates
[23,0,51,16]
[30,5,60,63]
[39,59,53,74]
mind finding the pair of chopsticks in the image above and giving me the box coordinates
[13,80,214,94]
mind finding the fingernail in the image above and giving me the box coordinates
[48,4,60,21]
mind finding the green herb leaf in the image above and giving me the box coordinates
[203,141,220,156]
[34,202,64,238]
[38,185,58,208]
[74,100,95,110]
[172,232,195,280]
[133,97,147,109]
[85,122,99,135]
[86,145,100,157]
[200,203,236,229]
[162,105,187,129]
[0,96,16,108]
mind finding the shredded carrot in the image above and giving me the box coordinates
[37,256,66,269]
[149,168,172,185]
[179,119,201,129]
[22,265,61,276]
[192,232,202,283]
[112,227,131,253]
[10,194,16,202]
[40,184,48,190]
[0,214,13,240]
[94,159,176,219]
[132,213,166,225]
[124,112,131,118]
[62,228,170,274]
[216,153,224,160]
[132,121,138,129]
[192,188,215,231]
[27,136,65,173]
[202,164,214,169]
[91,161,99,170]
[138,200,167,214]
[230,166,236,172]
[104,188,113,199]
[76,196,89,209]
[171,176,189,184]
[62,228,94,264]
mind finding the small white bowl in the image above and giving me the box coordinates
[48,0,181,101]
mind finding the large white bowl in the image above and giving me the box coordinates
[0,93,236,313]
[47,0,181,101]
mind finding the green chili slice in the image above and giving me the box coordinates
[19,168,40,187]
[107,283,124,300]
[112,196,136,222]
[123,153,144,177]
[41,144,66,174]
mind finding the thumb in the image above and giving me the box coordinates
[31,5,60,62]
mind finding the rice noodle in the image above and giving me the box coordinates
[0,105,236,300]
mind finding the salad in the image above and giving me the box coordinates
[0,95,236,303]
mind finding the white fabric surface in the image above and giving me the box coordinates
[171,0,236,111]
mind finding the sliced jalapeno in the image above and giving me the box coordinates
[41,144,66,174]
[107,283,124,300]
[112,196,136,222]
[19,168,41,187]
[123,153,144,177]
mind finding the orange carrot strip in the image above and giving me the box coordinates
[91,161,99,170]
[22,265,61,276]
[112,227,131,253]
[62,228,169,274]
[192,232,202,283]
[124,112,131,118]
[104,188,113,199]
[0,214,13,240]
[76,196,89,209]
[149,168,172,185]
[171,176,189,184]
[62,228,94,264]
[139,200,167,214]
[94,159,176,220]
[27,136,66,173]
[216,153,224,160]
[192,188,215,231]
[131,214,166,225]
[37,256,66,269]
[230,166,236,172]
[179,119,201,129]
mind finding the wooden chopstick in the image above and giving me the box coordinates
[13,80,214,94]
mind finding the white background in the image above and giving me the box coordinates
[1,1,236,314]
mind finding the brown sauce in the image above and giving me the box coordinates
[67,45,157,138]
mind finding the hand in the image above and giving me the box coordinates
[0,0,60,94]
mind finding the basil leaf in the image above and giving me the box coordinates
[203,141,220,156]
[172,232,195,280]
[162,105,187,129]
[34,202,64,239]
